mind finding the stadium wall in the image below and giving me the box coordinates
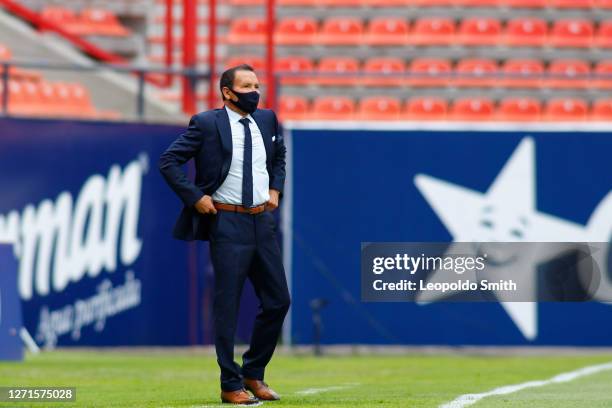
[1,118,611,347]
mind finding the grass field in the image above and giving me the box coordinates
[1,350,612,407]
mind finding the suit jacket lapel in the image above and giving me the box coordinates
[215,108,232,157]
[251,110,272,160]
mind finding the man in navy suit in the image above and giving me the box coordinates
[159,64,290,405]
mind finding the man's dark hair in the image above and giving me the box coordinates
[220,64,255,100]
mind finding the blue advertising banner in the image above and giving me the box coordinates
[287,124,612,345]
[0,243,22,360]
[0,117,210,347]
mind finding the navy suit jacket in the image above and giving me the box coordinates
[158,107,286,241]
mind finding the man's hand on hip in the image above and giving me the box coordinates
[266,189,280,211]
[195,195,217,214]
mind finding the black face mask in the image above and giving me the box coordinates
[230,88,260,114]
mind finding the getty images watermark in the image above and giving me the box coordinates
[361,242,610,302]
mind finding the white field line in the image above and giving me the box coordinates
[295,382,360,396]
[440,361,612,408]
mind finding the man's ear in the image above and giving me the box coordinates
[222,87,232,101]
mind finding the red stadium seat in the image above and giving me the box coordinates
[278,0,362,6]
[276,56,314,85]
[498,97,542,121]
[548,0,593,8]
[358,96,401,120]
[80,8,130,37]
[0,43,11,60]
[409,0,454,5]
[227,17,267,44]
[63,82,96,117]
[501,59,544,88]
[593,60,612,89]
[410,17,456,46]
[546,59,590,89]
[544,98,589,120]
[454,59,498,87]
[403,97,448,120]
[363,57,406,87]
[275,17,318,45]
[590,99,612,120]
[451,97,496,120]
[229,0,264,5]
[504,18,548,47]
[40,6,84,35]
[224,56,265,71]
[595,21,612,48]
[315,57,360,86]
[502,0,547,7]
[549,19,594,48]
[362,0,409,5]
[594,0,612,7]
[364,18,410,45]
[457,0,501,6]
[311,96,356,120]
[278,96,310,120]
[458,17,502,46]
[318,18,364,45]
[407,58,452,87]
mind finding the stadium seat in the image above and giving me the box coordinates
[409,0,455,6]
[40,6,84,35]
[275,17,318,45]
[548,0,593,8]
[502,0,547,7]
[593,60,612,89]
[276,56,314,85]
[64,83,96,117]
[458,0,501,6]
[80,8,130,37]
[315,57,360,86]
[594,0,612,7]
[364,18,410,45]
[278,0,362,6]
[500,59,544,88]
[227,17,267,44]
[362,0,409,5]
[278,95,310,120]
[454,59,498,87]
[409,17,456,46]
[318,17,364,45]
[311,96,356,120]
[590,99,612,120]
[363,57,406,87]
[229,0,264,5]
[407,58,452,87]
[358,96,401,120]
[504,18,548,47]
[498,97,542,121]
[549,19,594,48]
[6,81,33,116]
[595,21,612,48]
[546,59,590,88]
[451,97,496,120]
[458,17,502,46]
[544,98,589,120]
[403,97,448,120]
[0,43,11,60]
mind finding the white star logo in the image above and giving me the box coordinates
[414,137,612,340]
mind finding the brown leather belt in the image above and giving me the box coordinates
[213,202,266,214]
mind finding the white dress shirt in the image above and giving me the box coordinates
[212,106,270,206]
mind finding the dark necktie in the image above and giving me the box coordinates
[239,118,253,208]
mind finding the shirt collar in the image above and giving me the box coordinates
[225,105,252,124]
